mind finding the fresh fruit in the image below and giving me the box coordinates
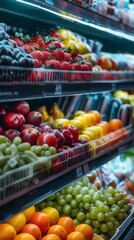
[52,129,65,147]
[64,125,79,142]
[20,128,39,145]
[60,129,74,147]
[0,126,4,134]
[21,224,41,240]
[0,223,16,240]
[39,123,52,133]
[41,234,61,240]
[29,212,50,235]
[47,225,67,240]
[57,216,75,234]
[12,101,30,116]
[14,233,36,240]
[37,132,58,148]
[109,119,123,132]
[23,205,36,222]
[41,207,59,226]
[75,224,94,240]
[3,113,25,129]
[4,129,20,141]
[51,49,64,61]
[26,111,43,126]
[20,124,35,132]
[44,59,61,69]
[89,111,101,124]
[67,231,86,240]
[6,213,26,233]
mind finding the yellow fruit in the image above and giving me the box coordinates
[74,116,89,129]
[23,205,36,222]
[85,126,104,139]
[49,103,64,119]
[0,223,16,240]
[81,113,96,127]
[76,39,91,54]
[73,110,85,118]
[63,40,78,54]
[56,29,76,41]
[69,119,84,131]
[93,234,104,240]
[52,119,69,129]
[83,53,98,65]
[36,106,50,122]
[41,207,59,226]
[82,130,95,140]
[89,141,97,157]
[6,213,26,233]
[79,134,90,141]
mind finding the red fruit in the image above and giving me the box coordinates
[0,126,4,135]
[64,52,72,62]
[81,63,91,81]
[51,49,64,61]
[37,132,58,148]
[29,212,50,235]
[71,63,82,81]
[39,123,52,133]
[12,100,30,116]
[45,59,61,69]
[41,50,51,62]
[64,124,79,142]
[4,129,20,141]
[31,50,43,62]
[27,42,40,49]
[32,35,43,42]
[49,30,62,40]
[61,61,71,70]
[22,44,32,53]
[33,59,40,68]
[20,127,39,145]
[12,37,23,46]
[98,57,113,70]
[39,42,49,49]
[57,145,70,160]
[60,129,74,147]
[52,129,65,147]
[20,124,35,132]
[3,113,23,129]
[27,70,37,82]
[26,111,43,126]
[48,41,64,49]
[17,113,25,126]
[72,54,84,61]
[61,61,72,81]
[85,61,93,70]
[51,157,63,172]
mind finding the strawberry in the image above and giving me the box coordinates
[12,37,23,46]
[32,35,43,42]
[64,52,72,62]
[41,50,51,62]
[33,59,40,68]
[27,42,40,49]
[31,50,43,62]
[48,40,64,49]
[81,62,91,81]
[44,59,61,69]
[37,67,46,81]
[39,41,49,49]
[22,44,32,53]
[49,30,62,40]
[85,61,92,70]
[27,70,37,82]
[71,63,82,81]
[61,61,73,81]
[61,61,71,70]
[72,54,84,61]
[51,49,64,61]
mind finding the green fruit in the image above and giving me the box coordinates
[17,142,31,152]
[13,136,22,146]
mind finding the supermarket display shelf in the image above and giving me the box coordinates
[0,128,133,222]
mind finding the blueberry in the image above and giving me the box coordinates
[16,52,25,60]
[18,47,26,53]
[27,58,34,67]
[1,55,12,65]
[26,54,32,59]
[0,46,7,55]
[14,48,20,56]
[6,48,14,58]
[19,57,31,67]
[1,39,9,45]
[0,31,6,40]
[11,59,19,66]
[0,23,7,31]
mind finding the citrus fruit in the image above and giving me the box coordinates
[74,116,89,129]
[109,119,123,132]
[75,224,94,240]
[93,234,104,240]
[23,206,36,222]
[14,233,36,240]
[69,119,83,131]
[41,207,59,225]
[47,224,67,240]
[6,213,26,233]
[0,223,16,240]
[89,110,101,123]
[73,110,85,118]
[67,231,86,240]
[29,212,50,235]
[57,216,75,234]
[21,223,41,240]
[41,234,61,240]
[82,130,95,140]
[79,134,90,141]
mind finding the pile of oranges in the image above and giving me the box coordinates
[0,206,103,240]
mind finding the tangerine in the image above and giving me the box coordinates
[109,119,123,132]
[41,207,59,226]
[6,212,26,233]
[57,216,75,234]
[41,234,61,240]
[29,212,50,235]
[23,206,36,222]
[75,224,94,240]
[14,233,36,240]
[0,223,16,240]
[67,231,86,240]
[89,110,101,123]
[21,223,42,240]
[47,224,67,240]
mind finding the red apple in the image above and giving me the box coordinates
[20,124,35,132]
[37,132,58,148]
[39,123,52,133]
[26,111,43,126]
[0,104,9,123]
[52,129,65,147]
[12,100,30,116]
[4,129,20,141]
[51,157,63,172]
[17,113,25,126]
[20,127,39,145]
[64,124,79,142]
[60,128,74,147]
[3,113,24,129]
[57,145,71,161]
[0,126,4,135]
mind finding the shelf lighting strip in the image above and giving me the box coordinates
[16,0,134,42]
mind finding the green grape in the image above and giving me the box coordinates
[36,201,47,210]
[110,217,116,223]
[53,205,62,213]
[83,203,90,210]
[117,200,125,208]
[82,195,91,203]
[107,221,114,230]
[88,189,95,196]
[115,193,122,201]
[93,228,100,235]
[100,234,107,240]
[65,194,73,202]
[85,213,90,220]
[107,197,116,205]
[90,208,98,220]
[74,219,80,226]
[13,136,22,146]
[75,194,82,203]
[91,185,97,191]
[46,195,55,201]
[108,227,116,236]
[98,205,105,213]
[111,206,120,215]
[100,194,106,202]
[58,198,66,206]
[33,146,42,155]
[60,189,66,195]
[100,223,108,233]
[81,187,89,194]
[44,150,51,157]
[97,212,104,222]
[46,201,53,207]
[81,177,89,186]
[104,212,111,221]
[77,181,83,187]
[92,192,100,202]
[107,186,115,195]
[103,205,110,213]
[17,142,31,152]
[55,192,60,199]
[49,146,57,155]
[76,212,85,221]
[114,220,120,228]
[78,202,84,208]
[93,220,100,228]
[42,144,49,150]
[4,147,12,155]
[71,208,79,218]
[70,200,77,208]
[84,219,92,225]
[63,204,72,215]
[95,200,102,207]
[117,212,124,220]
[65,186,74,194]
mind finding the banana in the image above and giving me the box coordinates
[36,106,50,122]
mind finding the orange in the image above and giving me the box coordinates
[96,122,110,135]
[108,119,123,132]
[41,234,61,240]
[21,223,41,240]
[47,225,67,240]
[23,206,36,222]
[57,216,75,234]
[6,213,26,233]
[14,233,36,240]
[41,207,59,226]
[89,110,101,123]
[29,212,50,235]
[74,116,89,129]
[67,231,86,240]
[0,223,16,240]
[84,113,97,126]
[75,224,94,240]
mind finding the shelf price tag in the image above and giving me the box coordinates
[0,91,19,99]
[76,166,83,178]
[55,84,62,95]
[83,163,89,174]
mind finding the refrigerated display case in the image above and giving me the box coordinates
[0,0,134,239]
